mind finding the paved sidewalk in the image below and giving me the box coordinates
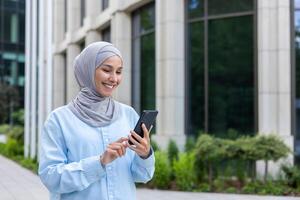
[0,155,300,200]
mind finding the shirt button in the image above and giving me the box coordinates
[109,195,113,199]
[108,166,112,170]
[105,139,109,142]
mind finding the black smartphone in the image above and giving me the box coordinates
[129,110,158,145]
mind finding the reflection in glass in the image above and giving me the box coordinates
[132,3,155,113]
[188,0,204,19]
[102,26,111,42]
[140,5,155,34]
[295,10,300,163]
[208,16,254,136]
[141,33,155,110]
[208,0,253,15]
[188,22,204,135]
[187,0,254,138]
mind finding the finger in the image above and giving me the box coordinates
[130,131,143,143]
[107,149,119,158]
[110,143,125,156]
[128,134,143,148]
[130,131,148,147]
[116,137,129,143]
[142,124,150,141]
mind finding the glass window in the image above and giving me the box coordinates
[140,33,155,110]
[294,7,300,164]
[19,13,25,43]
[140,5,155,34]
[188,0,204,19]
[102,0,109,10]
[80,0,85,26]
[187,0,255,137]
[208,16,254,136]
[102,26,111,42]
[188,22,205,135]
[132,3,155,113]
[208,0,253,16]
[64,0,67,32]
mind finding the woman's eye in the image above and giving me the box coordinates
[116,71,122,74]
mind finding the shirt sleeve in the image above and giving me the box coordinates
[38,114,106,194]
[131,148,155,183]
[128,107,155,183]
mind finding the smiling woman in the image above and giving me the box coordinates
[38,42,155,200]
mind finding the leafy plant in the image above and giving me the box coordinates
[173,152,196,191]
[194,134,227,187]
[7,125,24,144]
[254,135,290,183]
[150,139,159,152]
[281,164,300,189]
[167,139,179,165]
[152,151,171,189]
[0,124,10,134]
[185,136,196,152]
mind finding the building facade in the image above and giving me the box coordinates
[0,0,25,124]
[26,0,296,175]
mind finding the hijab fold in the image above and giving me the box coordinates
[68,42,122,127]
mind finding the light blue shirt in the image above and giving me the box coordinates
[39,104,155,200]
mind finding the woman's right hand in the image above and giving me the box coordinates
[100,137,128,166]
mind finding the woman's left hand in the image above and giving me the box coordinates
[128,124,151,158]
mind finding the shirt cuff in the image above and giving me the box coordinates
[80,155,106,183]
[134,148,155,168]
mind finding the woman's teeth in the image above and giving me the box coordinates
[104,84,114,89]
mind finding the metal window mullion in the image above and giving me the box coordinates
[291,0,297,153]
[254,0,258,135]
[204,0,209,133]
[187,11,254,23]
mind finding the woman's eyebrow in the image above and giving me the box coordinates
[101,64,123,69]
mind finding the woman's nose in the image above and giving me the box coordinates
[109,73,117,82]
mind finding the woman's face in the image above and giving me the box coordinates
[94,55,123,97]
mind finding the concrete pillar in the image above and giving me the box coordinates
[67,0,80,32]
[111,11,132,105]
[152,0,186,150]
[53,54,65,108]
[85,0,101,45]
[86,31,101,45]
[257,0,293,176]
[53,0,64,42]
[66,44,80,102]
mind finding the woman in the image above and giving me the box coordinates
[39,42,155,200]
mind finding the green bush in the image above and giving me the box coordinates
[0,124,9,134]
[12,109,24,126]
[7,125,24,144]
[152,151,171,189]
[150,139,160,152]
[4,138,23,157]
[167,139,179,165]
[185,136,196,153]
[173,152,196,191]
[281,164,300,189]
[194,134,227,187]
[254,135,290,182]
[20,158,38,173]
[225,187,237,193]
